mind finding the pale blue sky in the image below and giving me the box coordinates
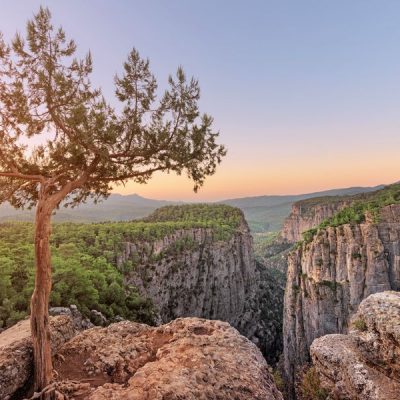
[1,1,399,200]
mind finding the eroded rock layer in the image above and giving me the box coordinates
[283,205,400,397]
[0,312,88,400]
[118,215,284,364]
[50,317,284,400]
[311,291,400,399]
[281,198,349,243]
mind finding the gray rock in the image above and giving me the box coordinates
[0,315,86,399]
[117,214,284,364]
[310,291,400,399]
[90,309,108,326]
[283,204,400,398]
[282,199,351,243]
[49,305,94,330]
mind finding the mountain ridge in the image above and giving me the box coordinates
[0,184,387,232]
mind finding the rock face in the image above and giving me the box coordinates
[118,215,284,364]
[283,205,400,397]
[0,314,87,400]
[281,198,349,242]
[311,291,400,399]
[50,317,284,400]
[120,219,256,327]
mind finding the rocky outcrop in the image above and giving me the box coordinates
[311,291,400,399]
[118,215,284,364]
[120,219,256,326]
[282,198,349,242]
[46,317,284,400]
[283,205,400,397]
[0,312,88,400]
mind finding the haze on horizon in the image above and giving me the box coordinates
[1,1,399,201]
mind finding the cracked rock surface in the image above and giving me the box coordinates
[51,317,283,400]
[0,314,85,400]
[311,291,400,400]
[283,205,400,396]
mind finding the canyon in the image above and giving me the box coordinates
[117,209,284,364]
[281,186,400,399]
[2,186,400,399]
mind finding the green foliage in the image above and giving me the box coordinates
[253,232,280,256]
[302,228,318,244]
[145,204,243,239]
[0,222,158,327]
[298,184,400,245]
[0,204,243,327]
[299,367,330,400]
[319,280,340,291]
[353,318,367,332]
[272,369,286,395]
[0,7,226,209]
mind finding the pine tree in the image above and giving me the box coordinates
[0,7,226,393]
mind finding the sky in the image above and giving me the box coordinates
[1,1,400,201]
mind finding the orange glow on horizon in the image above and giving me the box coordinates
[112,152,400,201]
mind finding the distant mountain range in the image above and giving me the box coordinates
[0,184,386,232]
[219,185,385,232]
[0,194,181,223]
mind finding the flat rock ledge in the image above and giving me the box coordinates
[0,315,84,400]
[48,317,283,400]
[311,291,400,400]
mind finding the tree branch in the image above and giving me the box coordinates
[100,165,166,182]
[0,171,45,182]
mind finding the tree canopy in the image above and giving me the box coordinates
[0,6,226,209]
[0,6,226,392]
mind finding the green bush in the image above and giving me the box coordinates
[297,184,400,245]
[299,367,330,400]
[353,318,367,331]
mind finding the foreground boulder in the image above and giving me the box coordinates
[49,317,283,399]
[0,313,87,400]
[311,291,400,399]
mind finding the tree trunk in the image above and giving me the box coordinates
[31,198,54,392]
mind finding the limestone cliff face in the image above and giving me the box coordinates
[281,200,349,243]
[116,216,284,364]
[118,219,256,326]
[283,205,400,397]
[311,291,400,399]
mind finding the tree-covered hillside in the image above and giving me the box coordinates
[300,183,400,244]
[0,204,243,329]
[0,185,383,233]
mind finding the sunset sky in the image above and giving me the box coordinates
[1,1,400,201]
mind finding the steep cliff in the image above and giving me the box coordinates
[281,197,350,242]
[283,203,400,397]
[311,291,400,399]
[116,205,284,364]
[119,220,256,327]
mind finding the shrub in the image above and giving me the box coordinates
[272,369,286,395]
[351,252,362,260]
[353,318,367,332]
[299,367,330,400]
[319,280,340,291]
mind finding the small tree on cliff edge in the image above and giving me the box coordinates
[0,7,226,394]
